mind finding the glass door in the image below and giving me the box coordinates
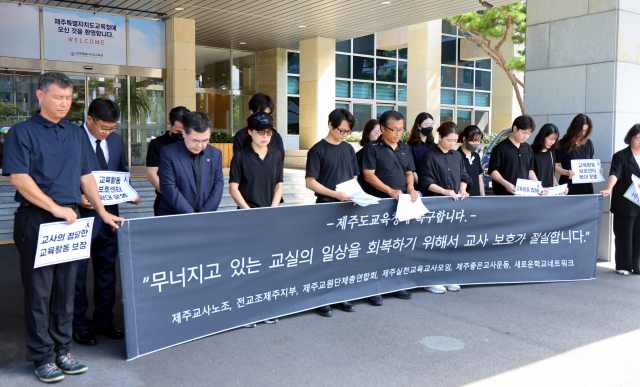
[65,74,87,125]
[87,75,129,161]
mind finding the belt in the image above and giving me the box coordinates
[20,202,78,210]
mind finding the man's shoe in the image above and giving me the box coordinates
[368,295,383,306]
[243,323,257,328]
[93,324,124,340]
[425,285,446,294]
[55,353,88,375]
[35,363,64,383]
[317,305,332,317]
[264,319,278,324]
[72,330,97,346]
[392,290,412,299]
[336,302,355,312]
[445,284,461,292]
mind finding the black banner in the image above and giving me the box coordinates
[118,195,603,360]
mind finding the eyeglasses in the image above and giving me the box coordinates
[334,128,352,136]
[255,130,273,137]
[98,125,118,132]
[383,125,405,134]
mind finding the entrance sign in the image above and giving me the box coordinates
[35,218,94,268]
[118,195,603,360]
[571,159,605,184]
[92,171,138,205]
[0,2,40,60]
[43,7,126,65]
[515,178,541,196]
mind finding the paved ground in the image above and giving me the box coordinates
[1,242,639,387]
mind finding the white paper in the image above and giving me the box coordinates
[335,179,380,207]
[544,184,568,196]
[395,194,429,222]
[515,178,542,196]
[92,171,138,205]
[623,174,640,207]
[34,218,94,268]
[570,159,605,184]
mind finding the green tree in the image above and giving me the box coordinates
[446,2,526,113]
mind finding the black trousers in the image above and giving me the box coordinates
[153,193,162,216]
[613,214,640,273]
[14,205,79,367]
[73,227,118,332]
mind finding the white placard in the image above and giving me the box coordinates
[396,194,429,222]
[623,174,640,207]
[43,7,126,65]
[515,178,541,196]
[92,171,138,205]
[545,184,568,196]
[570,159,605,184]
[34,218,94,268]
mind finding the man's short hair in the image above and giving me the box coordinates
[38,72,73,93]
[168,106,190,126]
[512,115,536,131]
[88,98,120,123]
[379,110,404,128]
[248,93,274,113]
[328,108,355,130]
[182,112,212,135]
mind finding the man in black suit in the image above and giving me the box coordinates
[73,98,140,346]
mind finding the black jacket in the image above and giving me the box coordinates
[610,146,640,217]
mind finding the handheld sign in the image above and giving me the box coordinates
[34,218,94,268]
[545,184,568,196]
[570,159,605,184]
[623,174,640,207]
[515,178,541,196]
[92,171,138,205]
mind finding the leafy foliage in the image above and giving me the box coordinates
[0,102,27,121]
[210,131,234,143]
[345,131,362,143]
[117,79,151,124]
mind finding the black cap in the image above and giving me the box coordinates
[247,111,274,131]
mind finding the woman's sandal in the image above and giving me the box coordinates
[616,270,630,275]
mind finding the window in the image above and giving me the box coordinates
[353,82,374,99]
[287,76,299,94]
[287,51,300,74]
[336,80,350,98]
[353,34,375,56]
[376,84,396,101]
[336,54,351,79]
[287,96,299,135]
[376,59,396,83]
[352,103,373,131]
[336,40,351,53]
[353,56,375,81]
[287,51,300,135]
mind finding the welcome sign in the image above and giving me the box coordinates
[43,7,126,65]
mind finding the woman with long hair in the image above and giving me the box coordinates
[532,123,562,189]
[555,114,600,195]
[457,125,485,197]
[356,119,381,193]
[407,113,435,185]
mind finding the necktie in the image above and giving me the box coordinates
[95,139,108,170]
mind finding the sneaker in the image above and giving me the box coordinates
[264,319,278,324]
[617,270,630,275]
[425,285,446,294]
[445,284,461,292]
[243,323,257,328]
[35,363,64,383]
[55,353,88,375]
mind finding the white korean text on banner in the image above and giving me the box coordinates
[570,159,605,184]
[118,195,603,360]
[0,2,40,59]
[43,7,126,65]
[92,171,138,205]
[34,218,94,268]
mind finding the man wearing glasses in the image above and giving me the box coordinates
[157,111,224,216]
[305,108,360,317]
[362,110,419,302]
[74,98,140,347]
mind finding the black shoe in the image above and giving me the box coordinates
[392,290,412,299]
[317,306,332,317]
[368,295,383,306]
[336,302,355,312]
[73,330,97,346]
[93,324,125,340]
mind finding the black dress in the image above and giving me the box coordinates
[556,139,595,195]
[457,147,483,196]
[533,149,556,188]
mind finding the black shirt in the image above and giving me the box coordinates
[556,139,595,195]
[147,131,182,197]
[488,137,534,196]
[229,145,283,208]
[362,139,415,198]
[306,139,359,201]
[409,140,433,171]
[418,146,472,196]
[609,146,640,217]
[190,151,203,212]
[533,149,556,188]
[2,112,92,204]
[457,147,483,196]
[355,148,373,194]
[233,127,285,162]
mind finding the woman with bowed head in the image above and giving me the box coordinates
[407,113,435,186]
[457,125,485,197]
[600,125,640,276]
[356,119,381,193]
[532,123,568,194]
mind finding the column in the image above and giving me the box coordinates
[299,37,335,150]
[256,48,288,132]
[525,0,640,261]
[166,18,196,111]
[407,21,441,128]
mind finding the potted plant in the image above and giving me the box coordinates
[345,131,362,151]
[209,131,235,168]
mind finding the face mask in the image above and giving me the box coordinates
[465,142,479,153]
[171,132,183,141]
[420,126,433,137]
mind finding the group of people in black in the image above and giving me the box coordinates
[4,72,640,383]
